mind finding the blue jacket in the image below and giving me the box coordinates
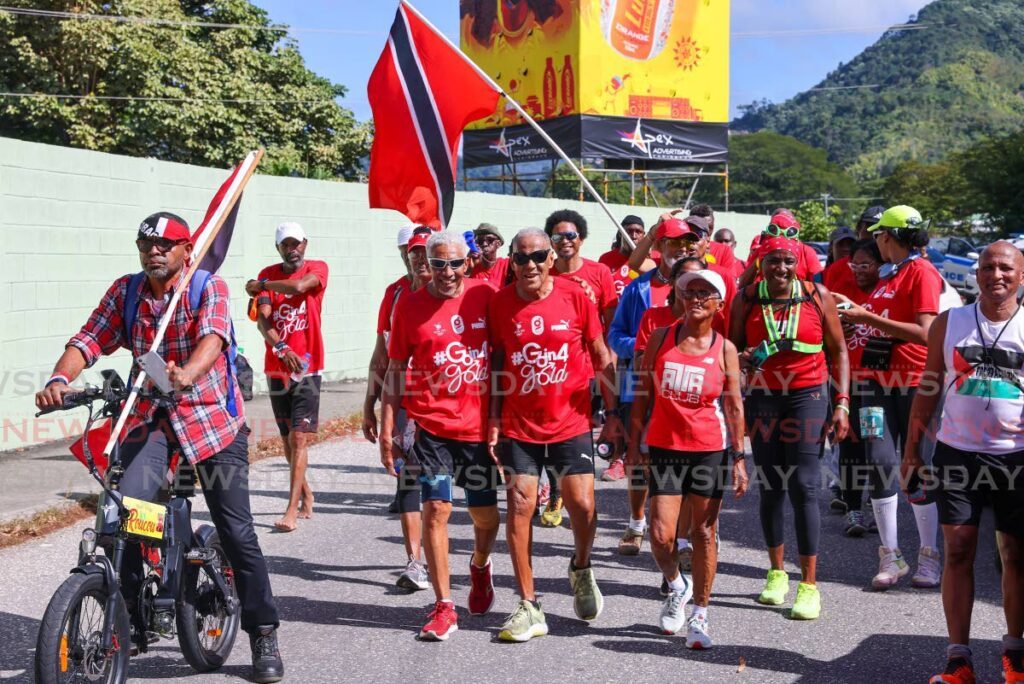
[609,269,656,403]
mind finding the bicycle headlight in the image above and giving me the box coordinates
[80,527,97,555]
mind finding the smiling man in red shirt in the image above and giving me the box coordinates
[246,222,328,533]
[380,230,501,642]
[488,227,623,642]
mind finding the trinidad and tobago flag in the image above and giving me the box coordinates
[368,2,499,228]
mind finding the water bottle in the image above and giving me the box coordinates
[394,457,404,476]
[290,352,311,383]
[595,441,614,460]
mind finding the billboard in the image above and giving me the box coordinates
[459,0,729,130]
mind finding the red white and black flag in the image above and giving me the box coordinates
[367,1,499,228]
[193,162,248,274]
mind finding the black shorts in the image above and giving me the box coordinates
[404,428,501,504]
[500,432,595,479]
[647,447,729,499]
[268,375,322,436]
[933,441,1024,537]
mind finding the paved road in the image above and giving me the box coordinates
[0,434,1009,683]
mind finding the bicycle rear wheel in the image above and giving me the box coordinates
[35,571,131,683]
[176,531,240,672]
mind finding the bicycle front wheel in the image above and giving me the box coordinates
[35,571,131,684]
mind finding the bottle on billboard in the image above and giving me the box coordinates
[543,56,558,119]
[561,55,575,115]
[497,0,531,39]
[601,0,676,61]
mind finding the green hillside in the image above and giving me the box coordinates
[733,0,1024,179]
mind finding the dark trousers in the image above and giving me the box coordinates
[745,384,828,557]
[118,417,279,633]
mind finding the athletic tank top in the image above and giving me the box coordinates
[646,324,727,452]
[743,281,827,390]
[937,303,1024,455]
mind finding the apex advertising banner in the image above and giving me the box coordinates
[459,0,729,165]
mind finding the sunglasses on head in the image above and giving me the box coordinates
[136,236,188,253]
[428,257,466,271]
[550,231,580,244]
[512,249,551,266]
[764,224,799,239]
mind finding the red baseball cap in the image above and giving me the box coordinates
[657,218,701,240]
[407,228,431,250]
[138,212,191,243]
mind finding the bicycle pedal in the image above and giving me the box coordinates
[185,548,216,564]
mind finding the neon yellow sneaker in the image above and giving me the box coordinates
[540,496,563,527]
[756,569,790,606]
[790,582,821,620]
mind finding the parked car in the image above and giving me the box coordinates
[807,241,829,268]
[964,237,1024,300]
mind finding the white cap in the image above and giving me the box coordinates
[676,269,728,301]
[396,224,416,247]
[275,221,306,245]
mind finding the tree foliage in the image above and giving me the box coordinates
[793,200,844,242]
[0,0,370,178]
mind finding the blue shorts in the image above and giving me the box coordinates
[404,428,500,507]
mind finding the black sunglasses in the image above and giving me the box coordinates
[512,249,551,266]
[550,231,580,243]
[428,257,467,271]
[136,237,188,253]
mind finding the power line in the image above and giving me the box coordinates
[726,196,881,208]
[0,91,337,105]
[0,6,932,40]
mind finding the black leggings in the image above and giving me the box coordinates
[859,381,916,501]
[838,392,865,511]
[746,384,828,557]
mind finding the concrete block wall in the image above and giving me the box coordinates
[0,137,767,451]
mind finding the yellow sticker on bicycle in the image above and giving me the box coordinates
[122,496,166,540]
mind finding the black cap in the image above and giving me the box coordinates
[621,214,644,228]
[860,205,885,224]
[683,215,711,236]
[829,226,857,243]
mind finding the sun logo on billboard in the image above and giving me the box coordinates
[674,37,701,71]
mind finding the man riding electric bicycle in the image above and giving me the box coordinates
[34,212,284,683]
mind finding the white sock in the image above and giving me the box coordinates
[691,605,707,619]
[669,573,688,593]
[912,502,939,551]
[677,537,690,550]
[629,516,647,533]
[871,494,900,551]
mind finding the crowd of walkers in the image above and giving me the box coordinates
[35,202,1024,683]
[363,204,1024,683]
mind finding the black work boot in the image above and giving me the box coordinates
[249,625,284,683]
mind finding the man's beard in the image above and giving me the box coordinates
[661,254,678,270]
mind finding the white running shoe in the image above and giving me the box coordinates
[872,546,909,589]
[911,546,941,588]
[659,576,692,634]
[685,612,712,649]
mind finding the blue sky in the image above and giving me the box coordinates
[251,0,930,122]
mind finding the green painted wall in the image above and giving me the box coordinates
[0,137,767,450]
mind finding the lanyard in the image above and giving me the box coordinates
[758,280,823,355]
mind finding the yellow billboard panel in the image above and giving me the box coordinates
[459,0,729,129]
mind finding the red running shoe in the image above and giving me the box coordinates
[602,459,626,482]
[420,601,458,641]
[1005,650,1024,684]
[468,559,495,615]
[930,657,976,684]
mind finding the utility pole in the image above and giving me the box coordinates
[821,193,833,218]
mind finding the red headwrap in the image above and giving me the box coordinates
[756,236,801,263]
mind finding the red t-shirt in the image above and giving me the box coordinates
[649,276,672,309]
[388,281,492,442]
[708,241,739,276]
[489,278,603,443]
[636,305,679,356]
[555,257,618,314]
[258,260,329,380]
[470,257,510,290]
[598,249,640,298]
[824,256,875,373]
[377,275,412,336]
[645,325,727,452]
[859,257,942,387]
[744,283,828,391]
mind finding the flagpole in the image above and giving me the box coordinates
[101,149,264,458]
[400,1,637,250]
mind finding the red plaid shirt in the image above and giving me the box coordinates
[68,271,245,464]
